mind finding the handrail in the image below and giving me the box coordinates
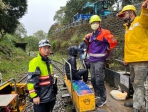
[62,58,74,108]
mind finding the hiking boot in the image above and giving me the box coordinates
[124,101,133,107]
[96,100,107,107]
[132,108,139,112]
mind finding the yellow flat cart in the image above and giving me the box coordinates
[63,58,95,112]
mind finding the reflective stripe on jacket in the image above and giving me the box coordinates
[124,8,148,62]
[27,54,55,103]
[89,52,107,57]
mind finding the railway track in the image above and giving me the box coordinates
[52,60,72,112]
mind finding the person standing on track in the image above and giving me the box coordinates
[84,15,117,107]
[27,39,57,112]
[118,1,148,112]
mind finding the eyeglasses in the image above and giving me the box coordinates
[122,12,129,17]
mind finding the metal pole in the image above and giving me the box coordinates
[62,58,74,108]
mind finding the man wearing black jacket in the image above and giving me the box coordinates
[65,46,88,83]
[27,39,56,112]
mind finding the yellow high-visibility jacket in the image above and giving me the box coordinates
[124,8,148,62]
[27,54,55,103]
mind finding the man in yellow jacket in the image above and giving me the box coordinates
[27,39,56,112]
[118,0,148,112]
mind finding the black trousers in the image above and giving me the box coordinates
[76,69,88,83]
[34,100,56,112]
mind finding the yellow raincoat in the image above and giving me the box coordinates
[124,8,148,62]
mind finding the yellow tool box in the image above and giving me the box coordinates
[64,75,95,112]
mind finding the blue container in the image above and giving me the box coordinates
[72,80,93,95]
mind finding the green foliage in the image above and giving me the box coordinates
[24,36,39,51]
[60,40,71,48]
[122,0,143,7]
[0,49,32,81]
[0,34,16,46]
[63,0,86,24]
[50,52,67,63]
[54,0,143,26]
[71,33,82,45]
[48,23,62,37]
[0,0,27,38]
[54,6,66,23]
[49,0,118,34]
[51,39,61,51]
[14,23,27,38]
[0,35,32,81]
[33,30,47,40]
[0,0,7,10]
[51,40,56,51]
[55,0,118,25]
[50,32,84,53]
[71,32,84,46]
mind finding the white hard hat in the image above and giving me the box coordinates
[38,39,51,47]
